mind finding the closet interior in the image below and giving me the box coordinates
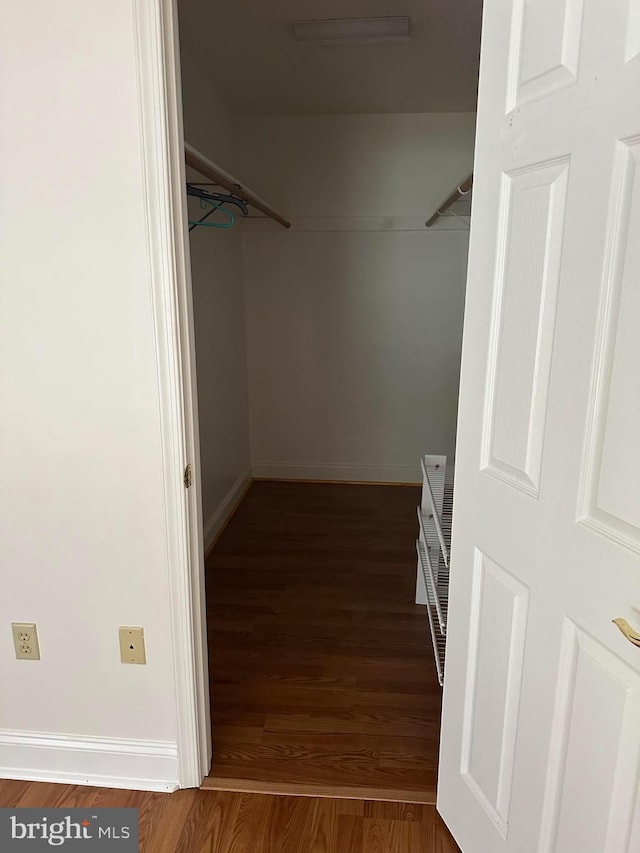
[177,0,482,801]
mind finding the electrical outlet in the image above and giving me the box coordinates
[12,622,41,660]
[119,626,146,665]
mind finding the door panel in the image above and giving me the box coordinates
[626,2,640,63]
[483,158,569,495]
[580,137,640,547]
[438,1,640,850]
[461,552,529,836]
[510,0,586,107]
[539,622,640,853]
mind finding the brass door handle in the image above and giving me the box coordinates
[613,618,640,648]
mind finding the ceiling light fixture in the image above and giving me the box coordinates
[293,17,411,45]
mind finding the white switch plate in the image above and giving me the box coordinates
[12,622,41,660]
[119,626,146,664]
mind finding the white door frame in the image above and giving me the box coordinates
[133,0,211,787]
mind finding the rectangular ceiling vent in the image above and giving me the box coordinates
[293,17,411,45]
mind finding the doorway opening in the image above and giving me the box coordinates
[176,0,481,800]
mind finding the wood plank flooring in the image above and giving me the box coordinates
[205,481,441,800]
[0,780,460,852]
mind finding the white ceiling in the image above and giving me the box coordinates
[178,0,483,115]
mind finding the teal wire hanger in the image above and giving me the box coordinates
[186,184,247,232]
[189,198,236,232]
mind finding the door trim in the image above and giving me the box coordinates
[132,0,210,788]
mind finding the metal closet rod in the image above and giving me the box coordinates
[184,142,291,230]
[425,173,473,228]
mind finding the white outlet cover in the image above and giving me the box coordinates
[12,622,41,660]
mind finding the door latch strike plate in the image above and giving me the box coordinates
[184,463,192,488]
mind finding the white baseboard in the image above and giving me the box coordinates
[251,462,421,484]
[0,730,179,792]
[203,467,252,552]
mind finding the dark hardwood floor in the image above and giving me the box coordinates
[205,481,442,800]
[0,780,460,852]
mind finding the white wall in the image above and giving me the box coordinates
[180,52,236,170]
[0,1,178,788]
[234,114,476,218]
[244,230,469,480]
[236,114,474,481]
[180,52,251,545]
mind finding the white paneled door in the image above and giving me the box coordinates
[438,1,640,851]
